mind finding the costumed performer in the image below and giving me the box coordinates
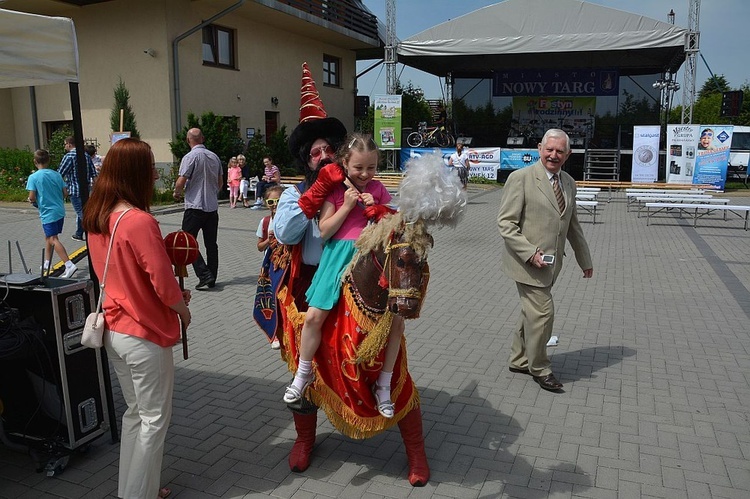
[269,62,430,486]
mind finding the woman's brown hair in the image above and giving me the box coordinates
[83,138,154,235]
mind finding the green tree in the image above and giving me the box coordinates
[169,112,245,199]
[395,81,432,130]
[697,75,730,100]
[670,78,750,126]
[46,125,73,167]
[266,125,296,175]
[169,111,245,163]
[617,89,660,125]
[243,132,270,177]
[109,77,141,138]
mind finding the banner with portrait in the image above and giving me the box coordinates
[631,125,660,183]
[373,95,402,150]
[667,124,733,188]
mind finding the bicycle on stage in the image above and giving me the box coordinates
[406,122,454,148]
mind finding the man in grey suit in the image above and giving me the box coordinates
[497,129,593,392]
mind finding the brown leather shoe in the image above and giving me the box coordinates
[533,373,563,391]
[508,366,531,375]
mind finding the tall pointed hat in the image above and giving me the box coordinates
[288,62,347,163]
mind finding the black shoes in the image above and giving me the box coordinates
[533,373,563,392]
[195,277,216,290]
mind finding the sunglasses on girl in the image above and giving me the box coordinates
[266,198,279,207]
[309,144,334,161]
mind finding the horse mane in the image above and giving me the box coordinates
[344,212,432,276]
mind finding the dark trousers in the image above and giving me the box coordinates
[182,209,219,283]
[70,195,84,237]
[255,180,278,201]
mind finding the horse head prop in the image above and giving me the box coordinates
[345,151,467,320]
[347,213,433,319]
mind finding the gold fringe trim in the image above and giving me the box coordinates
[308,337,420,439]
[354,310,393,364]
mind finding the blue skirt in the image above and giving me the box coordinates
[305,239,357,310]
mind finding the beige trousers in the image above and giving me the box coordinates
[508,282,555,377]
[106,331,174,499]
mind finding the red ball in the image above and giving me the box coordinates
[164,231,199,266]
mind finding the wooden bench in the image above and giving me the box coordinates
[625,190,709,210]
[575,200,599,224]
[645,203,750,230]
[634,197,729,217]
[575,192,598,200]
[577,181,718,203]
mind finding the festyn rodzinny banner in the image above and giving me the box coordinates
[631,125,660,183]
[400,147,501,179]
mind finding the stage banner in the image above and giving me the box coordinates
[666,124,699,184]
[500,149,540,171]
[510,96,595,147]
[400,147,501,179]
[465,147,501,179]
[373,95,402,150]
[631,125,660,183]
[694,125,733,189]
[494,68,618,96]
[667,125,733,188]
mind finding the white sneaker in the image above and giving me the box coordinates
[271,339,281,350]
[61,264,78,279]
[250,205,263,210]
[547,335,559,347]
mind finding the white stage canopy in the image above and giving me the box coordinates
[0,8,79,89]
[397,0,688,76]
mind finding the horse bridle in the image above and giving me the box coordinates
[375,236,425,302]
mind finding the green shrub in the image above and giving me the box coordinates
[47,125,73,167]
[0,148,35,193]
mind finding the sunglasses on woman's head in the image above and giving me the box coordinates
[309,144,334,161]
[266,198,279,207]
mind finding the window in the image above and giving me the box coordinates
[323,55,340,87]
[202,25,235,69]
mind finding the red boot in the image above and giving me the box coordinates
[398,408,430,486]
[289,412,317,472]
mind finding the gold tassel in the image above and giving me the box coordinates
[354,309,393,364]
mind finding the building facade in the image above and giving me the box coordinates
[0,0,381,165]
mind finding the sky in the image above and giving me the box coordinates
[357,0,749,107]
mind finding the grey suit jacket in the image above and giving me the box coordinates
[497,161,592,287]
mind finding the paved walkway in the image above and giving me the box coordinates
[1,186,749,498]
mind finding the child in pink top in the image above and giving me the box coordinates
[283,133,402,419]
[227,156,242,208]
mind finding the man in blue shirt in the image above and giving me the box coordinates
[57,136,97,241]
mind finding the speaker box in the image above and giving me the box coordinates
[0,277,110,450]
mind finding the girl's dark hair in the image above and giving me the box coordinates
[83,138,154,235]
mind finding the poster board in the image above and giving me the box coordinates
[110,131,130,145]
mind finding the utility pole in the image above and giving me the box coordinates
[681,0,700,124]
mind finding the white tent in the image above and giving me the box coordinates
[0,8,79,88]
[397,0,687,76]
